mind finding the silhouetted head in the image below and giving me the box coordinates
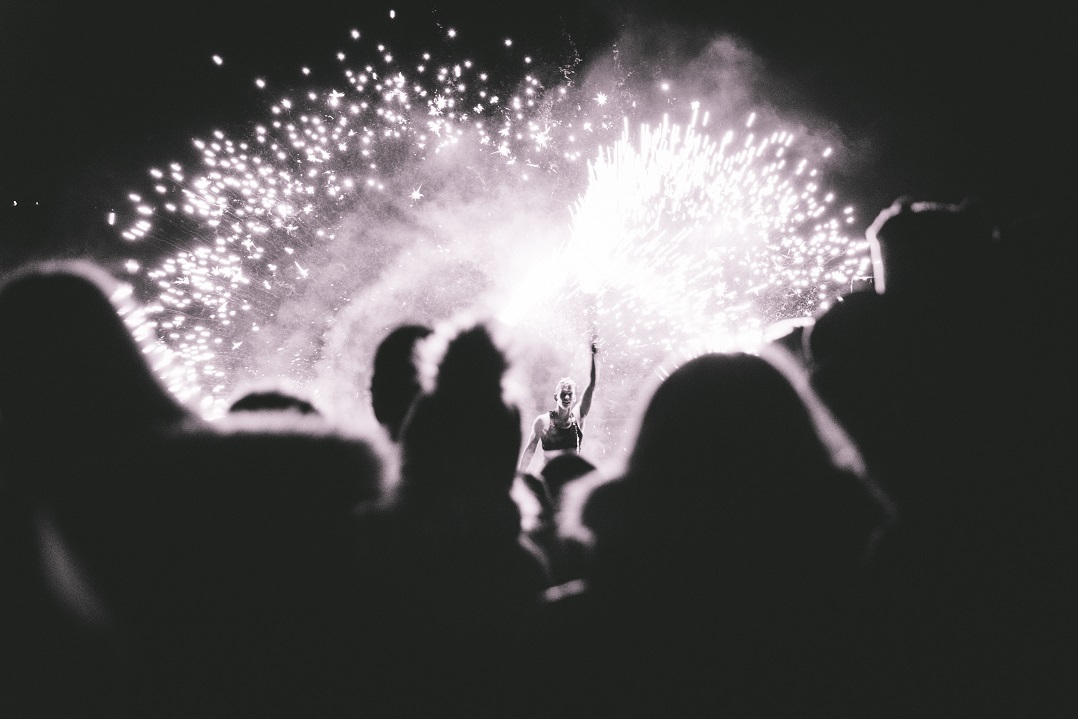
[370,324,433,441]
[627,353,836,485]
[399,320,521,500]
[540,452,596,503]
[867,197,1000,296]
[0,260,187,433]
[575,352,885,591]
[804,290,884,370]
[228,389,320,416]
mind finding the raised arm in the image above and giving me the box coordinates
[578,342,598,422]
[518,415,544,474]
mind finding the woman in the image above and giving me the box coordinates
[517,341,598,474]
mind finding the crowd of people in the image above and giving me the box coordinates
[0,196,1072,717]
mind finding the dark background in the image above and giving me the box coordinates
[1,1,1071,267]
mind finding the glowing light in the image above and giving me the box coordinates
[114,14,868,420]
[549,112,862,363]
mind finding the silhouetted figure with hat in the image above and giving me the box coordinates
[807,197,1068,713]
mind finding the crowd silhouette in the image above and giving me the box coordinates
[0,197,1073,716]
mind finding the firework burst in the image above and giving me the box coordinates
[547,105,868,361]
[113,11,870,433]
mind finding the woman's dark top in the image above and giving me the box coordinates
[540,411,582,452]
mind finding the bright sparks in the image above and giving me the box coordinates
[114,10,869,419]
[555,113,868,364]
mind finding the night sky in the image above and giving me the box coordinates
[1,1,1070,267]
